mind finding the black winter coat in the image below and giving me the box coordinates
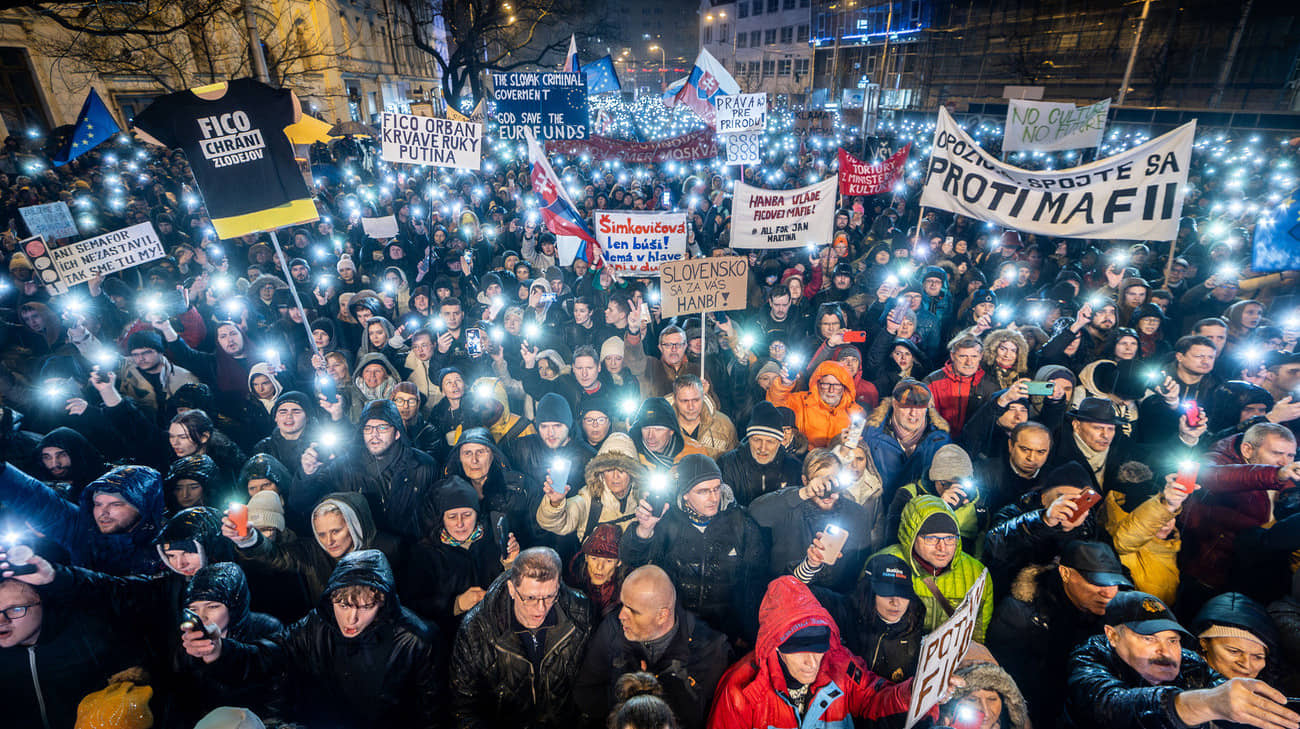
[208,549,445,729]
[812,581,925,685]
[620,491,765,641]
[451,572,592,729]
[748,486,873,594]
[716,442,802,507]
[301,438,439,541]
[982,493,1101,595]
[573,607,731,729]
[986,564,1107,729]
[1062,635,1221,729]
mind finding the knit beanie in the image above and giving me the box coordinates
[916,511,959,537]
[893,378,932,408]
[928,444,973,482]
[246,490,286,532]
[126,329,165,354]
[336,254,357,272]
[600,336,625,361]
[674,453,723,494]
[535,392,573,427]
[1045,461,1092,490]
[434,478,481,515]
[358,399,405,436]
[579,523,621,560]
[747,401,785,441]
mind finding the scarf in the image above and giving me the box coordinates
[440,522,483,548]
[891,418,925,455]
[679,498,713,528]
[1074,433,1108,486]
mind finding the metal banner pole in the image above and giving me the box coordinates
[267,229,322,357]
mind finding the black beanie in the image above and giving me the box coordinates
[434,477,481,516]
[1045,461,1092,490]
[358,399,406,436]
[126,329,165,354]
[747,401,784,441]
[916,511,959,537]
[272,391,315,419]
[674,453,723,494]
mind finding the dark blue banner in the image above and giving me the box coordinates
[490,71,589,141]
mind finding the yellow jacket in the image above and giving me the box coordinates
[1103,490,1182,605]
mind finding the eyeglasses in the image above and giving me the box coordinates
[515,592,559,607]
[661,340,686,350]
[583,415,609,425]
[917,535,960,547]
[817,380,845,391]
[362,424,394,435]
[0,603,38,620]
[393,397,420,407]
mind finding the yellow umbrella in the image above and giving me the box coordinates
[284,114,336,144]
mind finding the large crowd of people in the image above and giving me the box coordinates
[0,101,1298,729]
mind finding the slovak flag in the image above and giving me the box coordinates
[524,128,602,267]
[563,35,580,73]
[672,48,740,125]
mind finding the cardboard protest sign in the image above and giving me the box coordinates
[595,211,687,277]
[922,107,1193,241]
[491,71,589,141]
[724,132,763,165]
[731,177,837,249]
[409,102,434,117]
[24,222,164,294]
[20,202,78,241]
[361,216,399,239]
[1004,98,1110,152]
[839,144,910,196]
[904,570,989,728]
[659,256,749,317]
[715,93,767,133]
[380,111,482,169]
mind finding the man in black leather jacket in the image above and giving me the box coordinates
[1062,591,1298,729]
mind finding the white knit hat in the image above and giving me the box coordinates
[246,490,286,533]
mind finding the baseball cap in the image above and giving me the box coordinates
[1061,540,1134,588]
[1104,591,1191,638]
[864,554,915,599]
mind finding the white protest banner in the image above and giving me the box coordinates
[20,202,78,240]
[659,256,749,317]
[361,216,399,239]
[595,210,687,277]
[724,132,763,165]
[380,111,482,169]
[904,570,989,728]
[1004,98,1110,152]
[27,222,164,294]
[922,107,1194,241]
[731,176,837,249]
[715,93,767,133]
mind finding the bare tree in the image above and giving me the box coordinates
[395,0,615,105]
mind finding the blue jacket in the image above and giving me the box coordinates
[0,463,165,575]
[862,403,952,505]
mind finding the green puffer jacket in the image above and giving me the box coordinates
[875,494,994,641]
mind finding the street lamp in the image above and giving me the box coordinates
[649,44,666,90]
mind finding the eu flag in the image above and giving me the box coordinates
[581,56,622,95]
[53,88,121,167]
[1251,185,1300,272]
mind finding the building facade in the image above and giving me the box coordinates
[699,0,814,101]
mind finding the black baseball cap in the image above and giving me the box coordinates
[1061,541,1133,588]
[864,554,915,599]
[1104,591,1191,638]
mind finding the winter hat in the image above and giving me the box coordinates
[864,553,915,599]
[535,392,573,428]
[165,455,217,490]
[892,378,932,408]
[193,707,266,729]
[600,336,625,361]
[579,523,622,560]
[578,393,613,420]
[756,360,782,382]
[358,399,405,436]
[437,366,465,389]
[75,679,154,729]
[545,265,565,282]
[1190,592,1279,652]
[1044,461,1092,490]
[915,510,959,537]
[336,254,357,272]
[246,490,286,532]
[126,329,165,354]
[747,401,785,441]
[184,563,251,627]
[673,453,723,494]
[434,477,481,515]
[968,289,997,308]
[778,625,832,654]
[928,444,973,482]
[1034,364,1076,385]
[394,381,420,400]
[776,406,797,429]
[272,391,315,419]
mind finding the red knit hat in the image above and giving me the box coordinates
[580,524,622,560]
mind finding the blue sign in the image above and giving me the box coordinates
[1252,186,1300,272]
[490,71,589,141]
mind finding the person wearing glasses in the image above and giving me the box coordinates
[298,399,437,541]
[116,328,200,423]
[876,494,994,640]
[451,546,593,728]
[181,548,444,729]
[767,359,867,449]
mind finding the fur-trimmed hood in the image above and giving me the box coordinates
[581,432,645,499]
[949,663,1031,729]
[864,397,950,433]
[980,328,1029,377]
[1009,563,1057,603]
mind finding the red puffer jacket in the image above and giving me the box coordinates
[707,577,912,729]
[1182,434,1288,589]
[924,362,995,435]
